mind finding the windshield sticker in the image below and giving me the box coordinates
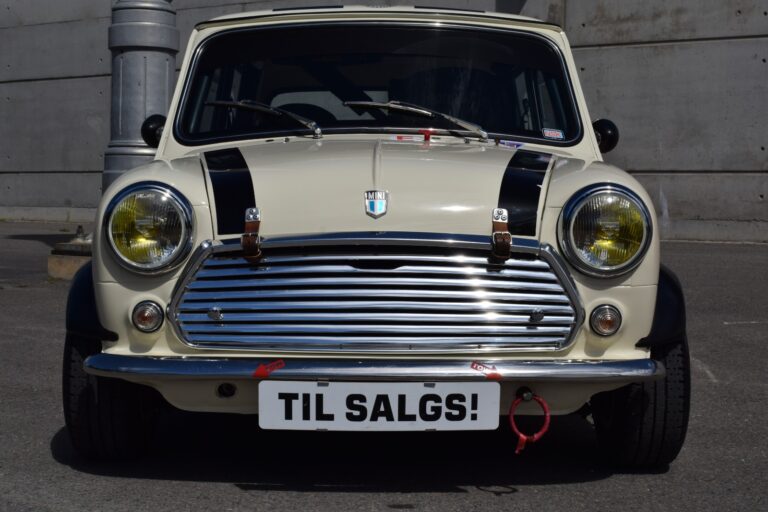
[391,134,425,142]
[542,128,565,140]
[497,140,524,149]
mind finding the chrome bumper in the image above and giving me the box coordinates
[84,354,664,383]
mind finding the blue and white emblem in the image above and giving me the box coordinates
[364,190,389,219]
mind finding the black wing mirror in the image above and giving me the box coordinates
[593,119,619,153]
[141,114,167,148]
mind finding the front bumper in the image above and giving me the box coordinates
[85,354,664,383]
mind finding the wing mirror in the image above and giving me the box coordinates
[140,114,167,148]
[592,119,619,153]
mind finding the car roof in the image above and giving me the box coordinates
[196,5,560,31]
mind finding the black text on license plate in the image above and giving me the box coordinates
[258,381,500,431]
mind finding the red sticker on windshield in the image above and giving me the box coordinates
[542,128,564,140]
[391,134,425,142]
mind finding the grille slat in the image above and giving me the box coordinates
[186,276,566,292]
[201,253,551,269]
[181,323,573,335]
[170,245,580,353]
[178,300,575,314]
[195,264,559,281]
[181,288,572,303]
[184,335,568,351]
[178,312,575,324]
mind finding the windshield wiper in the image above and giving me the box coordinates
[205,100,322,139]
[344,100,488,142]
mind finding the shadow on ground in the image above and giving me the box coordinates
[7,233,79,248]
[50,409,665,493]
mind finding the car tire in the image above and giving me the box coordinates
[591,336,691,469]
[62,333,160,460]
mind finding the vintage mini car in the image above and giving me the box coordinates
[63,6,690,467]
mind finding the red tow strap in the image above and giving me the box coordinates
[508,393,551,454]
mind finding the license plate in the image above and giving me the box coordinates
[258,381,500,431]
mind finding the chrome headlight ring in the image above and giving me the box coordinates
[558,183,652,278]
[104,182,194,274]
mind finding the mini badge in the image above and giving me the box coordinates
[364,190,389,218]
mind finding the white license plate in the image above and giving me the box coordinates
[258,381,500,431]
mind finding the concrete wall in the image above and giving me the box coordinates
[523,0,768,242]
[1,1,766,240]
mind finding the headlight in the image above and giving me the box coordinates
[105,183,193,272]
[559,184,652,277]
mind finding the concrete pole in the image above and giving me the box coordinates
[103,0,179,190]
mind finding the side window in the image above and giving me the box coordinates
[187,68,221,133]
[514,72,534,131]
[188,67,239,134]
[509,69,570,137]
[536,70,568,132]
[186,65,267,134]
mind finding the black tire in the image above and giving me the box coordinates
[62,333,160,460]
[591,336,691,469]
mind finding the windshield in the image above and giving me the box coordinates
[175,23,581,145]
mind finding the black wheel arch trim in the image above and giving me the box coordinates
[66,262,119,342]
[636,265,686,348]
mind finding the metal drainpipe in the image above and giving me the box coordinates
[103,0,179,191]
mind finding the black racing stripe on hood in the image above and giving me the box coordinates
[204,148,256,235]
[498,150,552,236]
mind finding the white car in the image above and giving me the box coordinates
[63,6,689,468]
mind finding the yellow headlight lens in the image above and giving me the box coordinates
[107,186,190,271]
[563,187,650,276]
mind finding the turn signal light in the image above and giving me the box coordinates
[590,305,622,336]
[132,301,164,333]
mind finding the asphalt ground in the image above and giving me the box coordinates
[0,220,766,512]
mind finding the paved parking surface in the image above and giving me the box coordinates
[0,220,766,512]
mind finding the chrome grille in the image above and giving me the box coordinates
[169,238,581,353]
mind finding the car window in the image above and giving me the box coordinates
[271,90,388,121]
[176,24,580,145]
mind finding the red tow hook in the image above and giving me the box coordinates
[508,387,551,454]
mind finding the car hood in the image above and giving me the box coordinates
[199,138,554,240]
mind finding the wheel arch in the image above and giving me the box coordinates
[66,262,118,342]
[636,265,686,348]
